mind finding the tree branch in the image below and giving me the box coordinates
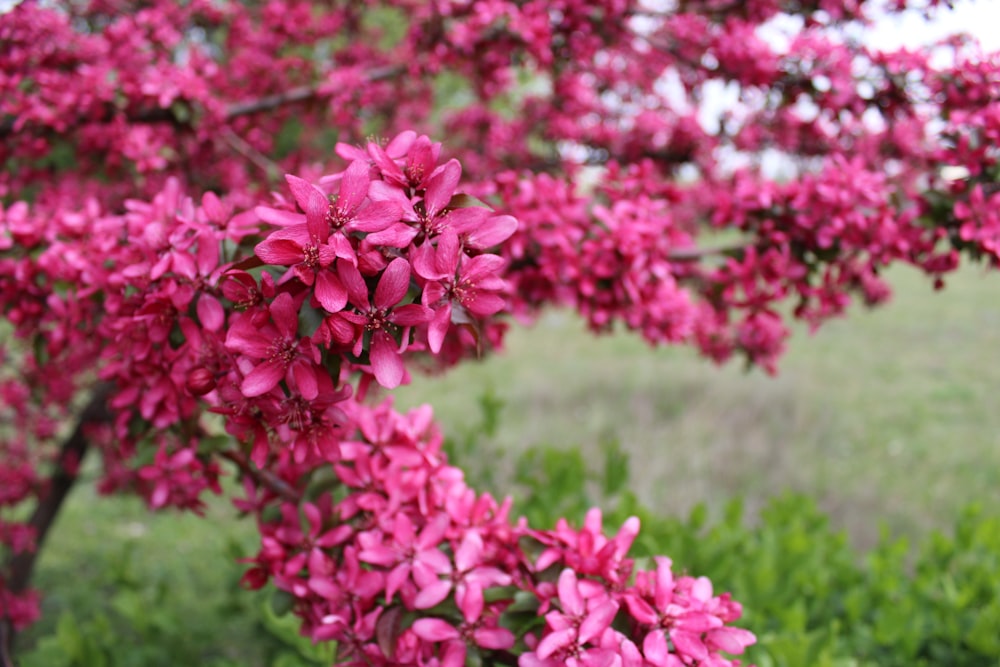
[219,449,300,503]
[0,384,113,666]
[0,64,406,138]
[667,242,751,262]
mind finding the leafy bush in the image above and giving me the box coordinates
[451,394,1000,667]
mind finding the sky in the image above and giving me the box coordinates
[869,0,1000,52]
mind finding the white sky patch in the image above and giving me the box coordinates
[868,0,1000,52]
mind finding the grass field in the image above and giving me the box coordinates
[394,263,1000,549]
[19,262,1000,662]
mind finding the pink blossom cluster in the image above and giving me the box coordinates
[239,399,754,666]
[1,132,756,664]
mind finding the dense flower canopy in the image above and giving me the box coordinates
[2,0,999,664]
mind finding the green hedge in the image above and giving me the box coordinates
[502,436,1000,667]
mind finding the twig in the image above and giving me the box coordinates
[219,449,300,503]
[667,242,751,262]
[219,127,282,180]
[221,64,405,120]
[0,64,406,138]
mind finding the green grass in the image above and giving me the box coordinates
[15,263,1000,661]
[395,263,1000,549]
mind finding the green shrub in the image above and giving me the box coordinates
[467,408,1000,667]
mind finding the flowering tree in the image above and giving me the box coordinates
[2,0,999,664]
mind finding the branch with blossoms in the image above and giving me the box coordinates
[0,132,758,666]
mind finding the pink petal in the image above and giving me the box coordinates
[315,270,348,313]
[285,174,318,212]
[458,582,484,623]
[196,231,220,276]
[434,230,461,277]
[367,142,406,186]
[454,532,483,572]
[642,630,669,664]
[669,629,708,662]
[389,304,433,326]
[291,361,319,400]
[424,159,462,219]
[623,595,658,625]
[557,569,584,617]
[358,544,397,567]
[537,627,576,660]
[349,201,401,233]
[256,238,304,266]
[465,214,518,249]
[413,579,452,609]
[411,242,439,281]
[579,600,618,644]
[385,562,411,602]
[427,305,451,354]
[385,130,417,156]
[338,160,371,215]
[337,260,370,309]
[412,618,460,642]
[474,627,516,650]
[463,292,506,317]
[255,206,304,227]
[364,222,419,248]
[370,330,404,389]
[706,627,756,654]
[197,293,225,332]
[308,577,341,600]
[201,191,226,223]
[269,293,299,338]
[286,175,330,241]
[374,257,410,309]
[241,358,285,397]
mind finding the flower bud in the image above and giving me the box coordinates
[186,367,216,396]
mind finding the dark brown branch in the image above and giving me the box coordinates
[667,242,751,262]
[0,384,113,667]
[0,64,407,138]
[219,449,300,503]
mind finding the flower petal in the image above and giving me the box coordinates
[370,330,404,389]
[315,270,348,313]
[412,618,460,642]
[241,358,285,397]
[374,257,411,309]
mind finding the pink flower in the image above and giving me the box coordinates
[328,257,432,388]
[412,582,515,666]
[225,292,322,398]
[356,513,451,604]
[523,569,620,667]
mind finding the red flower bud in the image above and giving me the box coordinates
[186,368,216,396]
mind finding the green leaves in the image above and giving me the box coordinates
[466,416,1000,667]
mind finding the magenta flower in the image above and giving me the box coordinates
[330,257,432,388]
[523,569,620,667]
[412,582,515,667]
[224,292,322,399]
[623,557,755,665]
[414,230,510,352]
[412,531,512,609]
[356,513,451,604]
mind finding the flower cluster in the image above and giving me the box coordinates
[1,131,756,664]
